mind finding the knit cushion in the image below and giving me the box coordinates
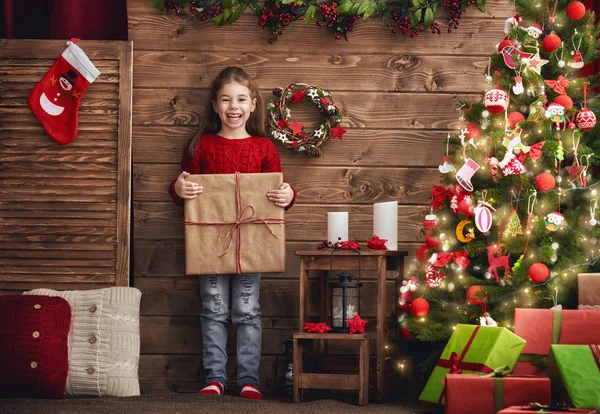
[0,295,71,399]
[24,287,141,397]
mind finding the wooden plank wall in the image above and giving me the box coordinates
[0,40,132,291]
[127,0,511,393]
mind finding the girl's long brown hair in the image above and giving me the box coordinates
[186,66,265,157]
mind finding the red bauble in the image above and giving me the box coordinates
[554,94,574,110]
[410,298,430,317]
[566,1,586,20]
[465,123,481,140]
[543,33,562,53]
[457,198,475,217]
[484,88,509,115]
[416,245,430,262]
[507,111,525,129]
[425,235,440,249]
[576,108,597,131]
[402,326,416,340]
[529,263,549,283]
[536,172,556,191]
[467,285,484,305]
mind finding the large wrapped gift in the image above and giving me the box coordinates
[547,344,600,409]
[498,406,596,414]
[445,373,550,414]
[513,308,600,376]
[184,172,286,275]
[419,324,526,404]
[578,273,600,310]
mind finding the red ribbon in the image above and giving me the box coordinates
[544,75,570,95]
[436,326,494,403]
[517,141,545,163]
[431,185,448,210]
[432,250,470,270]
[591,345,600,371]
[184,172,286,274]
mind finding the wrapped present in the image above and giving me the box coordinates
[547,345,600,409]
[498,405,596,413]
[445,373,550,414]
[184,172,286,275]
[513,308,600,376]
[578,273,600,310]
[419,324,526,404]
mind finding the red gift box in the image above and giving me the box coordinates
[445,374,550,414]
[512,308,600,376]
[497,406,596,413]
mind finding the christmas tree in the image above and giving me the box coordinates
[396,0,600,377]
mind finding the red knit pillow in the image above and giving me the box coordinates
[0,295,71,399]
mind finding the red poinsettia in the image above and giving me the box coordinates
[339,240,360,250]
[304,322,332,334]
[366,235,388,250]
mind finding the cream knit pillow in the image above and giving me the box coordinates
[24,287,141,397]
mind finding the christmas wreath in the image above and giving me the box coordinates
[266,83,345,157]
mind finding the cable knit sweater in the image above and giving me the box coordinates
[169,134,296,209]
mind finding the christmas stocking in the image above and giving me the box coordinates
[27,39,100,145]
[456,158,480,192]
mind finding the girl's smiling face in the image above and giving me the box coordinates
[212,81,257,136]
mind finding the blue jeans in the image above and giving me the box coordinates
[199,273,262,388]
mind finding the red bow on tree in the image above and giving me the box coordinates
[517,141,545,163]
[432,250,470,269]
[431,185,448,210]
[545,75,570,95]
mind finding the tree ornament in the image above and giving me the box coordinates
[523,51,549,75]
[267,83,342,157]
[543,33,561,53]
[570,30,584,69]
[425,265,446,288]
[402,326,416,340]
[504,210,523,237]
[456,220,476,243]
[566,1,586,20]
[480,312,497,326]
[536,172,556,191]
[474,197,495,233]
[439,134,455,173]
[576,82,596,131]
[425,235,440,249]
[486,244,511,282]
[589,199,597,226]
[424,213,438,234]
[524,23,543,40]
[410,298,430,317]
[553,94,573,110]
[456,158,480,192]
[467,285,484,305]
[507,111,525,128]
[513,76,524,95]
[528,94,548,124]
[503,16,521,34]
[480,110,491,130]
[544,102,566,130]
[465,123,481,141]
[484,88,509,115]
[528,263,549,283]
[497,38,534,69]
[545,212,564,231]
[345,312,368,334]
[545,75,570,95]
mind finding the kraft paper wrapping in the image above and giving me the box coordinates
[184,172,286,275]
[577,273,600,310]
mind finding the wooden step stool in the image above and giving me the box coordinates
[293,331,375,406]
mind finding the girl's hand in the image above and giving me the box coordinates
[174,171,203,199]
[268,183,293,208]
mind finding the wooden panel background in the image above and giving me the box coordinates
[127,0,512,394]
[0,40,132,289]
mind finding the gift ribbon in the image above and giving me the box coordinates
[431,185,448,210]
[590,345,600,371]
[517,142,545,163]
[518,308,563,368]
[545,76,570,95]
[184,172,286,274]
[432,250,470,270]
[436,326,494,403]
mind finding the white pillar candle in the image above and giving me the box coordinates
[373,201,398,250]
[327,212,349,244]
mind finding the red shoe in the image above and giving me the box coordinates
[198,381,224,396]
[240,384,263,400]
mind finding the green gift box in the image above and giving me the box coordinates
[547,344,600,409]
[419,324,526,405]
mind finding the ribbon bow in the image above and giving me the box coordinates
[518,141,545,163]
[431,185,448,210]
[448,352,463,374]
[544,75,570,95]
[432,250,470,269]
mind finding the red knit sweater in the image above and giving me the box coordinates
[169,134,296,209]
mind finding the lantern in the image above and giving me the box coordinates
[329,271,362,333]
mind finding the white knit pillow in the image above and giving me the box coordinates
[24,287,141,397]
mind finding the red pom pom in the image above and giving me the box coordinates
[536,172,556,191]
[507,111,525,129]
[554,94,573,110]
[543,33,562,53]
[410,298,430,317]
[529,263,549,283]
[566,1,586,20]
[467,285,483,305]
[465,123,481,140]
[425,235,440,249]
[416,245,430,262]
[402,326,416,340]
[457,198,474,217]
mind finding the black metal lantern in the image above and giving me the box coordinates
[329,271,362,333]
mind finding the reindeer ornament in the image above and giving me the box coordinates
[486,244,511,282]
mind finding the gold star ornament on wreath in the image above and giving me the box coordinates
[266,83,345,157]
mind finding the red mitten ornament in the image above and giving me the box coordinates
[27,39,100,145]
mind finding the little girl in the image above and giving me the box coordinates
[169,67,295,400]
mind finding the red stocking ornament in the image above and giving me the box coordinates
[27,39,100,145]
